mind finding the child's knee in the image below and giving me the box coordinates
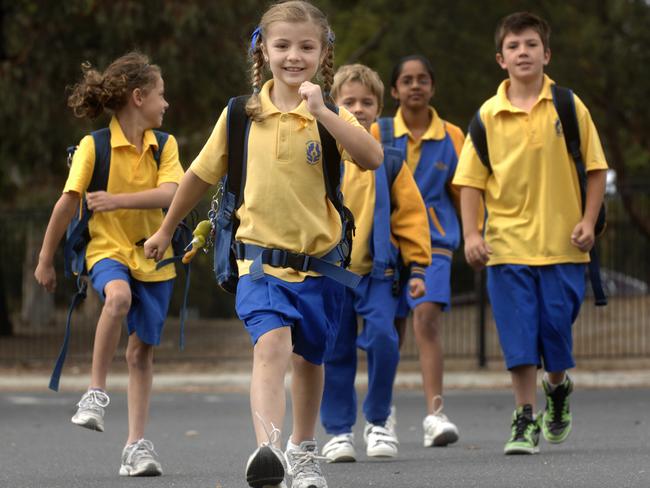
[125,339,153,370]
[254,328,292,363]
[103,286,131,318]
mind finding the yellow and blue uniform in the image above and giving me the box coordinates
[190,80,367,364]
[453,75,609,370]
[321,158,430,432]
[372,107,464,316]
[64,116,184,344]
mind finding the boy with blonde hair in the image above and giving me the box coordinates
[320,64,431,462]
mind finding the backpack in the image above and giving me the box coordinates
[49,128,192,391]
[211,95,360,294]
[376,117,409,295]
[467,84,607,306]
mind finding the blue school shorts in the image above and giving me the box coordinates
[235,274,345,365]
[487,263,586,372]
[89,258,174,346]
[396,253,452,318]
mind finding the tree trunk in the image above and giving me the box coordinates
[0,260,13,336]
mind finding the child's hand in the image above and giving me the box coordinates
[34,261,57,293]
[299,81,326,117]
[408,277,426,298]
[464,233,492,270]
[86,191,118,212]
[144,229,172,262]
[571,220,595,252]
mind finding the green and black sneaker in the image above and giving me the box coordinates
[504,404,540,455]
[541,375,574,444]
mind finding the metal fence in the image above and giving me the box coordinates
[0,189,648,367]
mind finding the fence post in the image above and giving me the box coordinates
[476,269,487,368]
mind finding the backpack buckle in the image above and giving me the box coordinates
[269,249,289,268]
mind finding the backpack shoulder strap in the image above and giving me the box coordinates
[377,117,394,147]
[551,84,582,165]
[151,130,170,168]
[226,95,251,208]
[89,128,112,192]
[318,100,344,213]
[468,110,491,172]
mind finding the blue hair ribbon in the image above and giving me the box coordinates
[327,29,335,45]
[249,26,262,55]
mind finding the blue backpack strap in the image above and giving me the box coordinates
[377,117,394,147]
[551,84,607,306]
[468,110,491,172]
[51,128,111,392]
[151,130,169,167]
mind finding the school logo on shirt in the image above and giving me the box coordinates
[435,161,448,171]
[306,140,322,165]
[555,118,563,137]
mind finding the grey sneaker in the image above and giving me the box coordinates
[285,440,327,488]
[71,389,110,432]
[119,439,162,476]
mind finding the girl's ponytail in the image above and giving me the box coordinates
[67,52,160,120]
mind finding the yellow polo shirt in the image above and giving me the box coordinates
[453,75,609,266]
[190,79,365,282]
[394,107,465,174]
[63,117,184,281]
[341,160,375,275]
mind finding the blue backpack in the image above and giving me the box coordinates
[467,84,607,306]
[49,128,192,391]
[211,95,360,294]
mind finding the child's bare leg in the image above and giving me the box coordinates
[412,302,444,413]
[90,280,130,389]
[250,327,293,447]
[511,365,538,409]
[290,354,324,444]
[125,334,154,444]
[394,316,408,350]
[546,370,566,385]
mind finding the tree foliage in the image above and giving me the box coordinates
[2,0,648,231]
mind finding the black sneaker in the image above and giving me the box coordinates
[542,375,574,443]
[504,404,540,455]
[245,445,286,488]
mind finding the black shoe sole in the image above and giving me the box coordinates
[246,446,285,488]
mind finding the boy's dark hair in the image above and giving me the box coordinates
[390,54,435,89]
[495,12,551,54]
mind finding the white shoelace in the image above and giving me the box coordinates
[78,390,110,410]
[286,447,327,478]
[124,439,157,465]
[254,411,281,448]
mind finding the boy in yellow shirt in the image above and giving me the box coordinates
[453,12,607,454]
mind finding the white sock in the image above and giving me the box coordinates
[287,439,300,451]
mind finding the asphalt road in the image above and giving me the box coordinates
[1,388,649,487]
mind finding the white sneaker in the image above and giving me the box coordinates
[423,397,459,447]
[285,440,328,488]
[366,424,399,458]
[362,406,397,444]
[71,389,110,432]
[119,439,162,476]
[321,433,356,463]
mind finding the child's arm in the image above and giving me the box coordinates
[299,82,382,170]
[460,186,492,270]
[389,164,431,298]
[34,192,81,292]
[571,169,607,252]
[85,183,177,212]
[144,170,211,262]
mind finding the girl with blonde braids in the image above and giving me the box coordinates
[144,2,382,487]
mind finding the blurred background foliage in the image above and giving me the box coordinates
[1,0,649,321]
